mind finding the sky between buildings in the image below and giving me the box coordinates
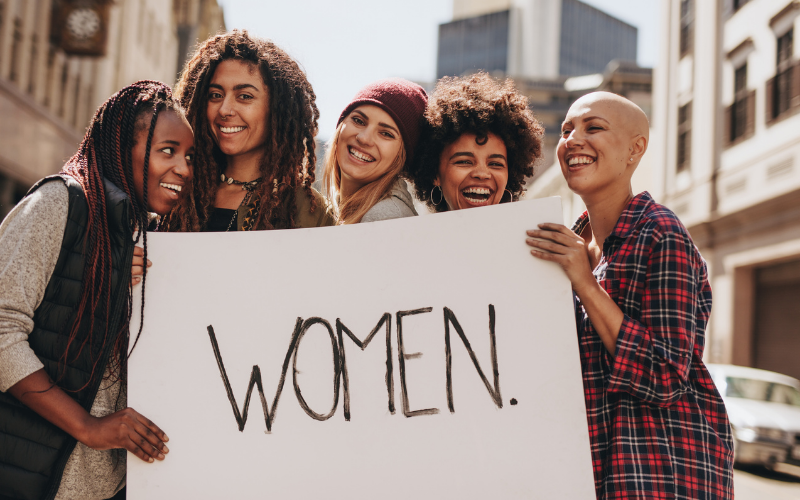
[216,0,659,140]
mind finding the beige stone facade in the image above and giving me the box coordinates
[651,0,800,380]
[0,0,224,219]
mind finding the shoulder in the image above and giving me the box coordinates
[12,178,70,226]
[631,200,705,267]
[294,185,336,228]
[361,197,417,223]
[361,180,418,223]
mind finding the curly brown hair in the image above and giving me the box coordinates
[164,30,319,231]
[409,72,544,212]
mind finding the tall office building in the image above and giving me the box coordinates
[436,0,638,79]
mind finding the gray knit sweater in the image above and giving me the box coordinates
[360,178,418,223]
[0,181,126,499]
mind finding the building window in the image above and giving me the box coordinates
[733,0,750,11]
[766,28,800,124]
[725,63,755,146]
[680,0,694,57]
[677,102,692,172]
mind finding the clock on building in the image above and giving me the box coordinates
[52,1,110,56]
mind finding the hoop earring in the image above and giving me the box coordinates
[502,189,514,203]
[431,185,443,205]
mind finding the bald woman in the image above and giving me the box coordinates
[527,92,734,499]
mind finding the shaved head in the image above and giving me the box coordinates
[565,91,649,149]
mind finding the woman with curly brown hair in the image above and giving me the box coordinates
[165,30,334,232]
[323,78,427,224]
[409,72,543,212]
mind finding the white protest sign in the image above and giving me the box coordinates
[128,197,595,499]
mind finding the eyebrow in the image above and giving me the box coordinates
[208,83,260,92]
[353,110,401,135]
[449,152,475,160]
[562,115,610,128]
[489,153,507,160]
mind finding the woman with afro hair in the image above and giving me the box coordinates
[164,30,335,232]
[409,72,543,212]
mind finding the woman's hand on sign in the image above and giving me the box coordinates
[131,245,151,286]
[526,223,595,293]
[79,407,169,463]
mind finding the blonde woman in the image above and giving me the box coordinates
[324,79,427,224]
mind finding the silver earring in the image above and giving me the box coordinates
[503,189,513,203]
[630,158,633,161]
[431,185,443,205]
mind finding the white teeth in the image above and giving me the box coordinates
[160,183,182,192]
[349,147,375,162]
[220,126,245,133]
[568,156,595,165]
[463,187,491,195]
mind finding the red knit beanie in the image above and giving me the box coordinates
[337,78,428,161]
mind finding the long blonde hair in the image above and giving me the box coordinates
[323,122,407,224]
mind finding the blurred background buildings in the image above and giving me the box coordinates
[0,0,224,219]
[652,0,800,381]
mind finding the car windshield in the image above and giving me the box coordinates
[724,377,800,406]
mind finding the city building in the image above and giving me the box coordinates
[173,0,226,77]
[650,0,800,380]
[436,0,638,80]
[0,0,224,219]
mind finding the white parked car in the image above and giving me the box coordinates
[706,364,800,467]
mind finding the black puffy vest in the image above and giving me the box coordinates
[0,176,134,500]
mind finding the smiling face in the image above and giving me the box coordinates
[435,132,508,210]
[206,59,270,162]
[336,105,403,195]
[132,110,194,215]
[557,93,647,201]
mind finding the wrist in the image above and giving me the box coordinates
[73,413,96,445]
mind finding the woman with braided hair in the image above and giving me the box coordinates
[164,30,335,232]
[0,81,193,499]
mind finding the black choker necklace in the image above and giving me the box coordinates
[220,173,263,191]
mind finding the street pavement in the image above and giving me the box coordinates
[734,464,800,499]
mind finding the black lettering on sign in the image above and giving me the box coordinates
[336,313,393,420]
[292,317,341,421]
[396,308,439,418]
[206,318,304,433]
[444,305,502,412]
[205,305,504,433]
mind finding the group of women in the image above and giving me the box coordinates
[0,30,733,500]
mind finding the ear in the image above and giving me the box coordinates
[629,134,648,161]
[433,177,440,187]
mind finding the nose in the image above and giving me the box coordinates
[174,154,192,180]
[219,95,235,119]
[355,126,374,146]
[471,161,491,179]
[564,129,584,149]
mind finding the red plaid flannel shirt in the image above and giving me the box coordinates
[572,192,734,500]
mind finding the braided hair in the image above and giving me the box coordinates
[59,80,183,389]
[164,29,320,231]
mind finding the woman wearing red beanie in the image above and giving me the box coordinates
[323,78,428,224]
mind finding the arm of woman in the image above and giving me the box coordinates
[0,181,167,461]
[8,370,168,462]
[528,223,702,407]
[526,223,624,355]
